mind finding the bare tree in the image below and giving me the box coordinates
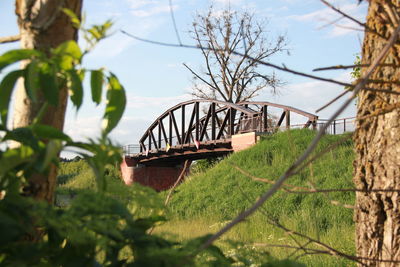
[185,6,287,104]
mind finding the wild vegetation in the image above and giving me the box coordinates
[1,0,399,265]
[58,129,355,266]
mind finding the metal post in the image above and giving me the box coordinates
[195,102,199,141]
[211,103,216,140]
[333,120,336,135]
[286,110,290,130]
[148,131,151,151]
[263,105,268,132]
[343,119,346,132]
[229,108,235,136]
[169,113,173,145]
[181,105,185,144]
[158,121,161,148]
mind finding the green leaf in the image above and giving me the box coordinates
[0,146,34,178]
[68,70,83,109]
[103,74,126,133]
[0,70,24,126]
[90,70,103,105]
[62,8,81,28]
[3,127,38,149]
[0,49,42,72]
[53,41,82,70]
[24,60,40,102]
[38,63,59,106]
[31,124,72,142]
[53,41,82,60]
[40,140,62,171]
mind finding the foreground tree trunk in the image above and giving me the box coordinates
[13,0,82,203]
[354,0,400,265]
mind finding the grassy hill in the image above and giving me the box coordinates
[158,129,355,266]
[58,129,356,266]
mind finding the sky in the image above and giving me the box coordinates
[0,0,368,157]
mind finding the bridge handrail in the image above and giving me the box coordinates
[238,101,318,121]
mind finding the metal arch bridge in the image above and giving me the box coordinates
[123,99,319,165]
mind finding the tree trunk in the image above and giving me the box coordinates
[13,0,82,203]
[354,1,400,266]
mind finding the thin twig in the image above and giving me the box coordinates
[165,160,190,205]
[320,0,366,28]
[168,0,182,45]
[313,63,398,71]
[316,90,349,113]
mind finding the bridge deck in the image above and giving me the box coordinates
[128,139,232,166]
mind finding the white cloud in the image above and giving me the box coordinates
[87,34,134,59]
[127,93,191,109]
[128,0,158,9]
[289,3,367,37]
[269,72,356,120]
[64,116,102,141]
[131,5,177,17]
[127,0,179,18]
[215,0,244,4]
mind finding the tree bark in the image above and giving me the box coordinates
[354,1,400,266]
[13,0,82,203]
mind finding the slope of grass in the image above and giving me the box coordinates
[58,129,356,266]
[158,129,355,266]
[56,160,165,219]
[168,129,354,222]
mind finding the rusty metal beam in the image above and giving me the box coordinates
[200,104,212,141]
[195,102,199,141]
[277,111,286,127]
[286,110,291,129]
[217,111,230,139]
[239,101,317,121]
[159,120,168,146]
[184,104,196,144]
[170,111,181,144]
[211,103,216,140]
[150,130,158,150]
[181,105,185,145]
[263,105,268,131]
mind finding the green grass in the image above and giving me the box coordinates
[56,160,165,219]
[159,129,355,266]
[57,129,356,266]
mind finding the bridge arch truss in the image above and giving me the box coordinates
[137,100,318,157]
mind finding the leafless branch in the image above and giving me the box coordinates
[168,0,182,45]
[0,34,20,44]
[164,160,190,205]
[313,63,398,71]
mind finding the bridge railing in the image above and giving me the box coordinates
[316,117,355,135]
[122,144,141,156]
[122,117,356,156]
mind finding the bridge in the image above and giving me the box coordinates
[120,99,352,191]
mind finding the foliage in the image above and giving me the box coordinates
[350,54,361,80]
[187,6,287,103]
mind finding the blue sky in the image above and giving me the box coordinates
[0,0,367,156]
